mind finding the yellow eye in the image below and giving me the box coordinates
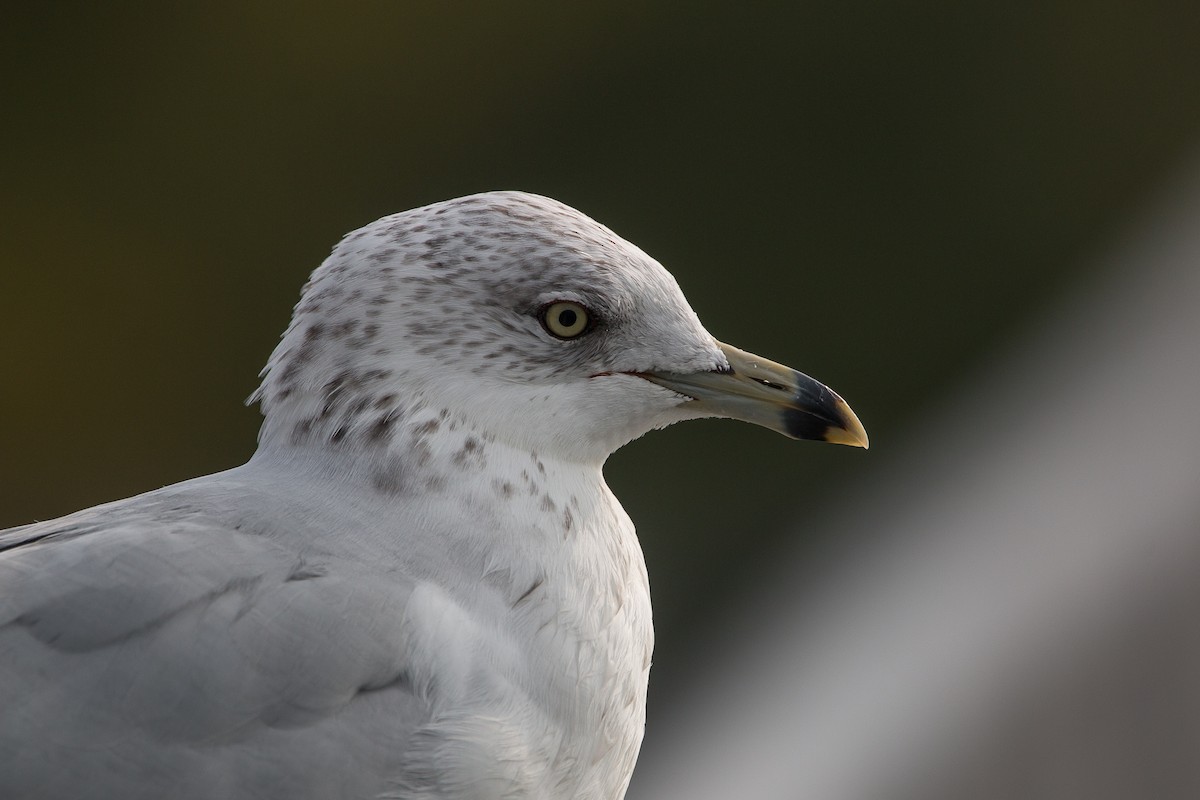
[541,301,591,339]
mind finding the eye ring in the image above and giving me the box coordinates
[539,301,591,339]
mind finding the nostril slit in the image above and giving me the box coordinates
[753,377,788,392]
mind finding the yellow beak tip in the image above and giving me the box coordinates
[823,401,869,449]
[823,427,870,449]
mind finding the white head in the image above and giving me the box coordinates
[253,191,865,469]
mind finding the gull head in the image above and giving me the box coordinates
[253,191,866,466]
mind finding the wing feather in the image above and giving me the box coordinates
[0,489,427,800]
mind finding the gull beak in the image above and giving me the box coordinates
[639,341,869,448]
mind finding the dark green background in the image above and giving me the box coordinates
[4,2,1198,707]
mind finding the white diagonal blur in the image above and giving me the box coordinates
[630,152,1200,800]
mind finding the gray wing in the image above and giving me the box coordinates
[0,495,425,800]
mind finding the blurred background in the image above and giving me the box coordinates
[3,3,1199,797]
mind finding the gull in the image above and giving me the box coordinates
[0,191,867,800]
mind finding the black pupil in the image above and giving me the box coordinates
[557,308,578,329]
